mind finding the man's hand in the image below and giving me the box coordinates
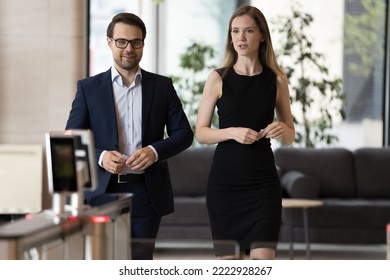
[126,146,156,171]
[102,150,125,174]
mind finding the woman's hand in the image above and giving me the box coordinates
[230,127,262,144]
[261,121,288,140]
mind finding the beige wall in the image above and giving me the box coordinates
[0,0,87,143]
[0,0,88,208]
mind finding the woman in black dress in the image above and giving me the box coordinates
[196,5,295,260]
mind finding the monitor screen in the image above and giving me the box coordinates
[46,135,78,193]
[46,130,98,194]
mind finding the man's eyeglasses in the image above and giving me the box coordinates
[111,38,144,49]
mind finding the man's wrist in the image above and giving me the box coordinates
[148,145,159,162]
[98,150,107,167]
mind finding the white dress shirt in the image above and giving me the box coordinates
[98,66,158,174]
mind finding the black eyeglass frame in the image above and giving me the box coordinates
[110,38,144,49]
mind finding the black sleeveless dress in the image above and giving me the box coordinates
[207,67,282,255]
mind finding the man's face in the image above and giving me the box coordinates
[108,22,144,72]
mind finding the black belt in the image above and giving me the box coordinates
[117,173,145,184]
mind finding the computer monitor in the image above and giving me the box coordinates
[45,134,78,193]
[45,130,98,194]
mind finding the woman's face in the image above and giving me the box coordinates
[230,14,263,58]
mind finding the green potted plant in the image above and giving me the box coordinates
[171,42,218,135]
[274,5,345,147]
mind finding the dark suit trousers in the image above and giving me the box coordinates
[102,175,161,260]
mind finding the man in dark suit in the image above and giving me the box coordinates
[65,12,193,259]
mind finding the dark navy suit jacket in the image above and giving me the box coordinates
[65,68,193,216]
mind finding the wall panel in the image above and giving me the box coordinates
[0,0,88,208]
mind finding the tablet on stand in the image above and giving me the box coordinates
[45,130,98,216]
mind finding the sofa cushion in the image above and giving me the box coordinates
[161,197,209,225]
[158,196,212,238]
[274,147,356,198]
[354,148,390,198]
[280,197,390,244]
[168,146,215,196]
[281,170,320,199]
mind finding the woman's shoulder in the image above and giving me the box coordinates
[214,67,230,78]
[203,69,223,98]
[215,68,225,77]
[207,68,225,82]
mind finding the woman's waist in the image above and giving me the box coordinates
[213,142,275,169]
[216,140,272,156]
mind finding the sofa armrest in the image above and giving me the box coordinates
[275,164,282,178]
[281,170,320,199]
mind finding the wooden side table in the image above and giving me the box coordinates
[282,198,324,259]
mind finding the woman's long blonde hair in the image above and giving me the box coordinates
[221,5,286,79]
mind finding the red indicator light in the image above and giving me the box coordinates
[90,216,110,223]
[25,214,33,220]
[67,216,78,222]
[387,224,390,232]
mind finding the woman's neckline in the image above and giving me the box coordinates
[232,66,263,77]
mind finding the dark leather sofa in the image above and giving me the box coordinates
[275,147,390,244]
[157,146,215,240]
[157,146,390,245]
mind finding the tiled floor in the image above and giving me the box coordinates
[154,241,387,260]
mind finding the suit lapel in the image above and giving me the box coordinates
[141,69,155,138]
[97,69,119,145]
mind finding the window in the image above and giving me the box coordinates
[254,0,386,148]
[88,0,389,149]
